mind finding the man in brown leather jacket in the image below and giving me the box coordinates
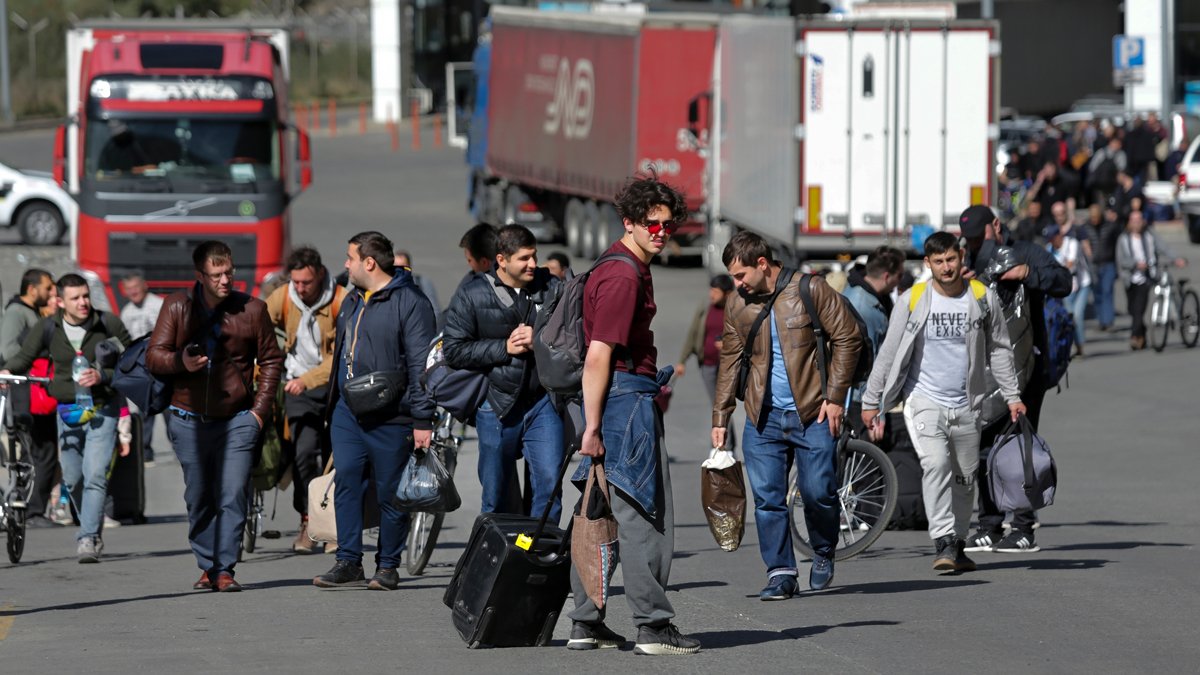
[712,231,862,601]
[147,241,284,592]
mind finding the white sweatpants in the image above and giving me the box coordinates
[902,392,981,541]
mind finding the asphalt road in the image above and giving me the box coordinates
[0,127,1199,674]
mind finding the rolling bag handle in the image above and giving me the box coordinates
[518,449,576,553]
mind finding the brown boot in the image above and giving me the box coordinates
[292,519,317,554]
[1130,335,1146,351]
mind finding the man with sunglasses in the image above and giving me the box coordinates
[569,175,700,656]
[147,241,284,592]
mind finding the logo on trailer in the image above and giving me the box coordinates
[542,57,594,140]
[811,54,824,112]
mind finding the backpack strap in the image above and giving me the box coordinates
[40,316,55,355]
[908,282,927,312]
[282,289,290,328]
[796,274,829,401]
[737,267,796,400]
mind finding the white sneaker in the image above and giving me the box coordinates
[104,515,122,529]
[77,537,101,563]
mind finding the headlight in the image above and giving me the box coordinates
[90,79,112,99]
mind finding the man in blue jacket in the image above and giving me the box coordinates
[313,231,436,591]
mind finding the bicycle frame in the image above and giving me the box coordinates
[1152,267,1174,326]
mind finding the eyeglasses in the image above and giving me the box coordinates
[203,269,236,282]
[639,219,679,236]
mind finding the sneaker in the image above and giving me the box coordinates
[50,503,73,526]
[313,560,366,588]
[567,621,627,650]
[25,514,59,529]
[993,531,1040,553]
[953,539,976,572]
[77,537,101,564]
[963,528,1003,552]
[633,623,701,656]
[324,542,339,555]
[809,555,835,591]
[367,567,400,591]
[104,515,122,529]
[758,574,799,601]
[932,535,957,572]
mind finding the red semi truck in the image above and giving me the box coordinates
[469,7,716,261]
[55,20,312,311]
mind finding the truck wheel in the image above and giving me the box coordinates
[599,203,621,251]
[581,201,601,260]
[1189,214,1200,245]
[565,199,584,256]
[503,185,525,225]
[17,202,65,246]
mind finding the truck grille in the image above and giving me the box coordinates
[108,233,257,299]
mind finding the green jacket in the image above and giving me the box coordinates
[5,311,132,406]
[678,302,710,366]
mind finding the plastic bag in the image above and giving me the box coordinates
[394,448,461,513]
[700,448,746,552]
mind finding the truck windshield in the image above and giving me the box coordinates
[85,118,280,190]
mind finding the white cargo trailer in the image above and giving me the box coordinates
[709,16,999,261]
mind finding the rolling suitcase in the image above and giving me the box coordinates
[108,414,147,524]
[443,453,573,648]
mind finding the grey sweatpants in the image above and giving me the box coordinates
[902,392,980,541]
[569,434,675,629]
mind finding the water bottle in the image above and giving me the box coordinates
[72,351,93,407]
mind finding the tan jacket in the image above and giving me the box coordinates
[265,283,346,390]
[714,272,862,427]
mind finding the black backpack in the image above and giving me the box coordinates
[796,273,874,399]
[112,335,173,415]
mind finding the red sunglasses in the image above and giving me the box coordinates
[639,219,679,235]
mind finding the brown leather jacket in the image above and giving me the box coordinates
[146,284,284,421]
[714,271,862,427]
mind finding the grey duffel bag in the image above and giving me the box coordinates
[987,415,1058,512]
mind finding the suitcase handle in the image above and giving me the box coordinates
[524,449,576,553]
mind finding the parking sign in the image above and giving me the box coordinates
[1113,35,1145,87]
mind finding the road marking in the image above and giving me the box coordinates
[0,602,13,641]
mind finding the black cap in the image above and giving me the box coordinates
[959,205,996,239]
[710,274,733,293]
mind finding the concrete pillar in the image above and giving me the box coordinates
[371,0,402,123]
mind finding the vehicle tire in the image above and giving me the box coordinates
[565,199,584,256]
[1180,290,1200,348]
[405,509,445,576]
[599,202,622,250]
[6,509,26,564]
[242,492,259,555]
[581,201,601,260]
[789,439,898,562]
[503,185,525,225]
[16,202,66,246]
[1188,214,1200,245]
[1150,295,1169,352]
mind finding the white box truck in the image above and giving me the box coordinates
[706,15,999,262]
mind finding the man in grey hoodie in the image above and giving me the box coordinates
[861,232,1026,574]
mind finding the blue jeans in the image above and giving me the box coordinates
[475,394,565,522]
[742,407,839,575]
[1067,287,1089,347]
[330,400,412,569]
[57,406,119,541]
[167,409,260,577]
[1094,262,1117,328]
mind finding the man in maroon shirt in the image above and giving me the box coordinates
[567,175,700,656]
[675,275,735,449]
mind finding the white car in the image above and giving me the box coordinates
[1177,135,1200,244]
[0,160,75,245]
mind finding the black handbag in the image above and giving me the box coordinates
[341,371,408,417]
[735,268,795,401]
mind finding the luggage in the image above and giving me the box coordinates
[443,452,573,648]
[112,335,173,416]
[883,411,927,531]
[108,414,146,524]
[571,463,618,608]
[987,415,1057,512]
[422,332,489,425]
[306,456,380,543]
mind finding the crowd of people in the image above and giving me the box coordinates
[0,166,1190,654]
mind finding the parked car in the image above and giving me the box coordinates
[1176,135,1200,244]
[0,161,74,245]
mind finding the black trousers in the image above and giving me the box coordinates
[1126,282,1151,339]
[286,413,329,516]
[975,379,1047,534]
[22,413,60,518]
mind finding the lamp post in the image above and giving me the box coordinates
[10,12,49,110]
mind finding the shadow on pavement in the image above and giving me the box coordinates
[831,579,988,595]
[979,558,1109,571]
[1048,541,1187,551]
[2,591,198,616]
[143,515,189,524]
[671,580,729,591]
[3,548,194,568]
[1040,520,1166,529]
[691,620,901,648]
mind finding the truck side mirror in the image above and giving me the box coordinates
[687,93,712,146]
[297,128,312,193]
[53,124,67,187]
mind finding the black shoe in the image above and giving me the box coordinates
[953,538,977,572]
[758,574,799,601]
[633,623,701,656]
[367,567,400,591]
[809,555,835,591]
[25,515,59,529]
[963,528,1003,552]
[567,621,627,650]
[932,535,957,573]
[313,560,366,588]
[993,531,1040,553]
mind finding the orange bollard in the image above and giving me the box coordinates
[432,114,443,148]
[328,99,337,138]
[293,105,304,129]
[410,99,421,151]
[390,120,400,152]
[359,102,368,135]
[311,101,321,131]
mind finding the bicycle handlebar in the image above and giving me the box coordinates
[0,374,51,384]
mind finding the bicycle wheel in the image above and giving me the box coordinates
[789,439,899,562]
[6,508,26,564]
[405,509,445,576]
[1179,290,1200,348]
[242,491,260,555]
[1150,295,1170,352]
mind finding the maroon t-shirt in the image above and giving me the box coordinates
[702,304,724,366]
[583,240,657,377]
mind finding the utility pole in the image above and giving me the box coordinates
[1162,0,1174,121]
[981,0,994,19]
[0,0,12,125]
[11,12,50,111]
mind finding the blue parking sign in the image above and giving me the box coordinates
[1113,35,1145,70]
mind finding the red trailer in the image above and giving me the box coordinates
[471,8,716,261]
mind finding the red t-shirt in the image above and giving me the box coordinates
[583,240,657,377]
[702,305,724,366]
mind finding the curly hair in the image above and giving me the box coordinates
[613,172,688,225]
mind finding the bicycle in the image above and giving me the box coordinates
[787,395,898,562]
[405,408,462,575]
[0,373,51,564]
[1149,264,1200,352]
[241,484,266,558]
